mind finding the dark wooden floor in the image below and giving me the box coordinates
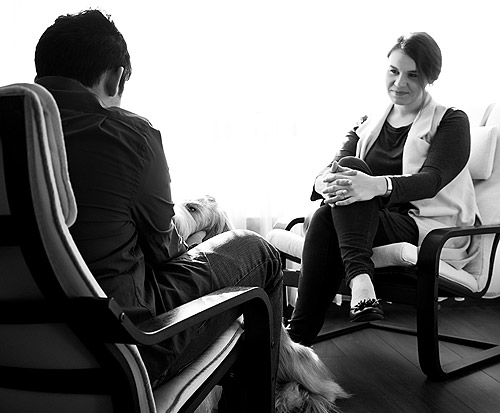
[311,297,500,413]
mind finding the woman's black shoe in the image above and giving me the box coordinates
[349,298,384,322]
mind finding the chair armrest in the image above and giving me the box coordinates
[273,202,322,232]
[418,224,500,282]
[69,286,272,347]
[273,216,305,231]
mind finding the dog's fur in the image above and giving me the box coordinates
[174,195,349,412]
[276,327,349,412]
[173,195,234,242]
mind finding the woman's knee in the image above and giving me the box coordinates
[339,156,372,174]
[304,205,336,242]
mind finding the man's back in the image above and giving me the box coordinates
[37,76,185,322]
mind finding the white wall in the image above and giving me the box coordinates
[2,0,499,232]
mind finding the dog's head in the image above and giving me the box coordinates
[173,195,233,241]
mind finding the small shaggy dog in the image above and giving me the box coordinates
[276,329,349,412]
[174,195,349,412]
[173,195,234,243]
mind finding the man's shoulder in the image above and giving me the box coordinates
[37,77,161,144]
[105,106,162,147]
[108,106,154,128]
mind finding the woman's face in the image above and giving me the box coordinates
[386,49,428,110]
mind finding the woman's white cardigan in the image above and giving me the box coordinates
[355,93,479,268]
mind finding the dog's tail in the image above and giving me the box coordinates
[277,326,350,412]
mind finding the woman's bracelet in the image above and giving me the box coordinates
[384,176,393,197]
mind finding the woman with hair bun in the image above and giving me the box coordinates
[287,32,478,345]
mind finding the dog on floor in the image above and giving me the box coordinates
[173,195,349,412]
[276,328,349,412]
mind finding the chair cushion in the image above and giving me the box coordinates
[369,242,417,267]
[267,228,482,293]
[480,102,500,127]
[468,125,499,180]
[154,319,243,413]
[267,229,417,268]
[471,125,500,297]
[267,229,304,261]
[119,344,157,412]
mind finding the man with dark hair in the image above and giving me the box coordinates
[34,9,283,388]
[35,10,132,94]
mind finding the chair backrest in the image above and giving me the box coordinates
[0,84,155,412]
[473,103,500,225]
[469,103,500,297]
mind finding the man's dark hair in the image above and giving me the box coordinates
[35,9,132,94]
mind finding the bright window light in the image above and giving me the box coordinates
[2,0,498,234]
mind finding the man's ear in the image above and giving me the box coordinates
[104,66,125,97]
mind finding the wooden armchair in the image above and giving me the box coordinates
[0,83,275,412]
[267,103,500,380]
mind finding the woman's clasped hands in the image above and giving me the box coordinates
[321,161,386,207]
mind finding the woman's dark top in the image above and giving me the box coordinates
[311,108,470,209]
